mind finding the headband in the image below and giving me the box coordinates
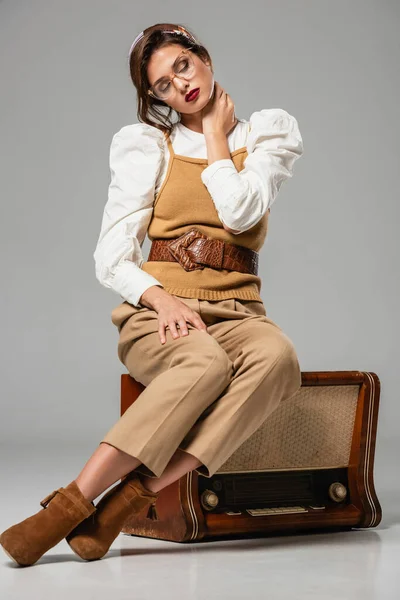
[128,26,198,57]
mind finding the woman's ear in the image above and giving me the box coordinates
[204,57,213,71]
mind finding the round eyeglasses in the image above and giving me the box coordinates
[148,48,196,101]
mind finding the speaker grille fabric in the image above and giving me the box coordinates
[218,385,359,473]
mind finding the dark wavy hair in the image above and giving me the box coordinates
[128,23,213,137]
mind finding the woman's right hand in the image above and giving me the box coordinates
[139,287,208,345]
[201,81,237,137]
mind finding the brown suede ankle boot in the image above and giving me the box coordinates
[65,472,160,561]
[0,480,96,566]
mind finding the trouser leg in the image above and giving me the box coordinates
[177,299,302,477]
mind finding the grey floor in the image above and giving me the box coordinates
[1,442,399,599]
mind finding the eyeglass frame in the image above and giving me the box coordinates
[147,47,197,100]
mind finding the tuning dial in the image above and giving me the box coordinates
[201,489,219,511]
[328,482,348,503]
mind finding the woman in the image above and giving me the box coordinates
[0,22,304,566]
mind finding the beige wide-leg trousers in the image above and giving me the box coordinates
[100,296,302,479]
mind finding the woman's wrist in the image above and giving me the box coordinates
[204,130,231,165]
[139,285,167,310]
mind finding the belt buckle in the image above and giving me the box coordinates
[167,228,208,271]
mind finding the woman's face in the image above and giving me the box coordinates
[147,44,215,116]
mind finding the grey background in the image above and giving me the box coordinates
[0,0,398,504]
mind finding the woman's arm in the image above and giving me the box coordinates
[201,108,304,234]
[93,124,165,307]
[203,130,241,234]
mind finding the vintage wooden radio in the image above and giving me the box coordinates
[119,371,381,542]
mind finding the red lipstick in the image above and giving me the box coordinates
[185,88,200,102]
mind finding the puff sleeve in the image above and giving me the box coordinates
[93,123,165,307]
[200,108,304,233]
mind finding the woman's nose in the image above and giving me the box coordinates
[173,75,189,93]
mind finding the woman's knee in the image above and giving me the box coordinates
[253,335,302,392]
[269,339,302,399]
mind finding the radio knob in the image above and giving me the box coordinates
[201,490,219,511]
[328,482,347,502]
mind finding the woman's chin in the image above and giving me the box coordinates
[179,98,207,115]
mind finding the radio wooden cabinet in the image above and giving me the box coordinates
[119,371,381,542]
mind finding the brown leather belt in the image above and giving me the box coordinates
[148,227,259,275]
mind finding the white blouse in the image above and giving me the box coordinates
[93,108,304,307]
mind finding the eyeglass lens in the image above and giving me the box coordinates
[152,52,195,99]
